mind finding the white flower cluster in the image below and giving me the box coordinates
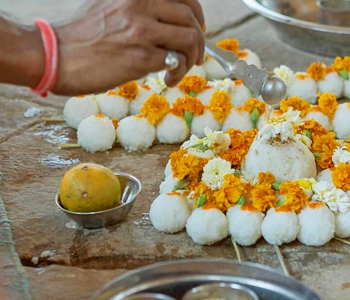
[207,78,235,94]
[202,157,234,190]
[145,71,168,94]
[332,146,350,167]
[273,65,294,87]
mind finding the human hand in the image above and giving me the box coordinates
[52,0,205,95]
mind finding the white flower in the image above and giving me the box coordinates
[207,78,235,93]
[145,71,167,94]
[273,65,294,87]
[312,181,350,213]
[203,127,231,154]
[296,134,312,148]
[202,157,234,190]
[182,135,215,159]
[332,146,350,167]
[296,178,316,197]
[259,108,301,142]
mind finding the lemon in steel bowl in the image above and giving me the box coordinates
[60,163,121,212]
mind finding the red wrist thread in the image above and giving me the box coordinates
[32,19,58,97]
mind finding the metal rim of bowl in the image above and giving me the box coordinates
[91,258,320,300]
[55,171,142,215]
[241,0,350,34]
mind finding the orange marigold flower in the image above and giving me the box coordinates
[306,62,326,81]
[243,98,266,115]
[118,81,138,101]
[311,132,338,169]
[140,94,170,125]
[332,163,350,191]
[219,129,257,168]
[192,181,214,205]
[332,57,345,74]
[343,56,350,72]
[295,119,328,142]
[216,38,240,55]
[317,92,338,120]
[280,96,311,117]
[211,174,248,212]
[178,75,207,94]
[251,183,277,212]
[208,90,233,122]
[277,181,309,213]
[257,172,276,185]
[173,95,205,116]
[170,150,209,190]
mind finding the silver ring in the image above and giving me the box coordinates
[164,51,179,71]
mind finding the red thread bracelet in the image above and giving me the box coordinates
[32,19,58,97]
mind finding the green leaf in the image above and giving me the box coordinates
[234,170,242,177]
[272,181,282,191]
[340,70,349,80]
[197,194,207,207]
[188,91,198,97]
[250,107,260,129]
[172,179,190,192]
[237,195,245,205]
[277,196,286,207]
[184,111,193,129]
[313,152,321,160]
[302,129,311,139]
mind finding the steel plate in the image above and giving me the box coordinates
[241,0,350,57]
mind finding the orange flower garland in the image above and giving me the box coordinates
[140,94,170,125]
[276,181,309,213]
[208,90,233,122]
[332,163,350,191]
[173,95,205,116]
[280,96,311,117]
[317,92,338,120]
[306,62,326,81]
[117,81,139,101]
[178,75,207,94]
[311,132,338,169]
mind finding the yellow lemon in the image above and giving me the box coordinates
[60,163,121,212]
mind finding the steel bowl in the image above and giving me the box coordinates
[241,0,350,57]
[55,172,142,229]
[90,258,321,300]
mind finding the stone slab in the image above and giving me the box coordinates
[26,265,126,300]
[213,16,334,71]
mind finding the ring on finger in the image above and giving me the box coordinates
[164,50,179,71]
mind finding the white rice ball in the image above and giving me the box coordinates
[239,49,262,69]
[164,159,173,177]
[230,80,252,106]
[261,208,300,245]
[222,107,252,132]
[335,211,350,238]
[63,95,99,129]
[304,110,331,131]
[163,88,184,107]
[203,56,229,80]
[197,87,215,106]
[150,193,191,233]
[317,168,333,183]
[95,91,129,120]
[298,203,335,246]
[318,72,344,99]
[286,72,317,104]
[77,114,116,153]
[191,109,221,138]
[186,207,228,245]
[156,112,189,144]
[227,205,264,246]
[343,74,350,99]
[332,103,350,140]
[186,65,207,78]
[116,115,155,152]
[129,86,154,115]
[242,138,317,182]
[159,175,178,194]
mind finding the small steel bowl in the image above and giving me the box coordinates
[55,172,142,229]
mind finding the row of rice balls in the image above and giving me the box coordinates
[272,57,350,104]
[150,190,350,247]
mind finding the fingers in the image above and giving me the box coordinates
[164,52,188,87]
[169,0,205,30]
[154,0,204,66]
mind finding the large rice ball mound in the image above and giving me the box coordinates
[227,205,263,246]
[77,114,116,153]
[261,208,299,245]
[116,116,155,152]
[298,203,335,246]
[186,207,228,245]
[63,95,99,129]
[150,193,191,233]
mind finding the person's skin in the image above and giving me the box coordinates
[0,0,205,96]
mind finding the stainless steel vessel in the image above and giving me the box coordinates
[242,0,350,57]
[90,258,321,300]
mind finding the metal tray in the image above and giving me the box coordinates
[241,0,350,57]
[90,258,321,300]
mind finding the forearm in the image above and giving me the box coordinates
[0,15,44,88]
